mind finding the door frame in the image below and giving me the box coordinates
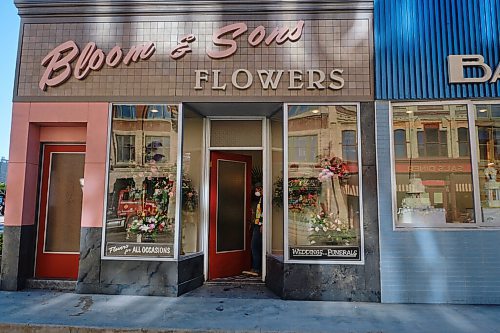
[202,116,268,281]
[34,144,86,280]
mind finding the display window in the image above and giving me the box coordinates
[391,102,500,228]
[474,103,500,225]
[104,104,180,258]
[285,104,363,263]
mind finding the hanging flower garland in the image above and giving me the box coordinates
[308,155,354,245]
[182,176,199,212]
[318,156,350,183]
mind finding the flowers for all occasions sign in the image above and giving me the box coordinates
[106,242,173,257]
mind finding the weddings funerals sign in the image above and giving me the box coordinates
[18,18,371,98]
[289,246,360,261]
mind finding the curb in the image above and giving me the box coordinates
[0,324,295,333]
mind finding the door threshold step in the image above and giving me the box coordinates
[206,280,264,286]
[25,278,76,291]
[206,274,264,286]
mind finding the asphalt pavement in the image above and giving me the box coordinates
[0,289,499,333]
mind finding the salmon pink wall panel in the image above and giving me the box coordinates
[39,127,87,142]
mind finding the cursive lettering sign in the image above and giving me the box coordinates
[39,41,156,91]
[206,21,305,59]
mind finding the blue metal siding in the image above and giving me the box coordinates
[376,101,500,304]
[375,0,500,100]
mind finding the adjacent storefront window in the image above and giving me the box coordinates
[104,104,179,258]
[287,105,362,262]
[474,104,500,225]
[392,104,475,227]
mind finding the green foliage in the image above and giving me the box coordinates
[0,182,5,191]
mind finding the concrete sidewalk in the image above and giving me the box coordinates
[0,289,499,333]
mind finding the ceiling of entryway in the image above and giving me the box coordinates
[184,102,282,117]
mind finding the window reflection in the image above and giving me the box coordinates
[287,105,361,261]
[393,104,474,225]
[475,104,500,223]
[105,104,178,258]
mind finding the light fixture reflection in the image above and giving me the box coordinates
[479,109,488,113]
[311,109,320,114]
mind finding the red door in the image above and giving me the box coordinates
[209,151,252,279]
[35,145,86,280]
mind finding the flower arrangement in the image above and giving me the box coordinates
[126,211,174,241]
[182,176,199,212]
[272,176,283,207]
[308,155,355,245]
[308,211,357,245]
[288,178,320,213]
[318,156,350,183]
[153,178,174,212]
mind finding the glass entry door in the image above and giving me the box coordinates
[35,145,85,280]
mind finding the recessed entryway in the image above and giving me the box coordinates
[35,144,85,280]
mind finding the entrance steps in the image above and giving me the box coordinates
[206,273,264,286]
[25,278,76,291]
[184,275,277,299]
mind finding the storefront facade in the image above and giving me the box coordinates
[1,1,380,301]
[375,0,500,303]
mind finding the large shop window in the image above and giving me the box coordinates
[287,105,362,262]
[474,104,500,225]
[104,104,179,258]
[392,104,475,227]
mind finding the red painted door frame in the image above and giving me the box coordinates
[208,151,252,280]
[35,144,85,280]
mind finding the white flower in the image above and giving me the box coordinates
[322,227,328,232]
[315,227,320,232]
[139,225,149,232]
[336,227,341,232]
[310,240,316,245]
